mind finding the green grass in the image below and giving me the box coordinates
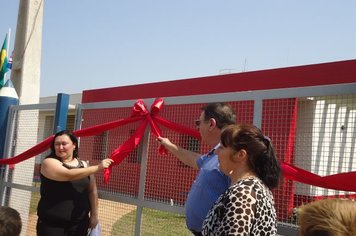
[112,208,191,236]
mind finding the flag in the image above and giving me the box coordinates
[0,34,10,88]
[7,50,13,70]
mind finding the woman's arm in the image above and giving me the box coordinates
[81,160,99,229]
[88,174,99,229]
[40,158,113,181]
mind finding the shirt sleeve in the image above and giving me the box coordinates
[196,153,207,169]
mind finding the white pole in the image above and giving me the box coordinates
[9,1,44,235]
[4,28,11,84]
[7,28,11,55]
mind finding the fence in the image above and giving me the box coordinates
[1,82,355,236]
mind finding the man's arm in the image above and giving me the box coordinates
[158,137,201,169]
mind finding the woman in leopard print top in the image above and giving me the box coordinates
[202,124,281,236]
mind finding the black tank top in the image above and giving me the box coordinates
[37,157,91,226]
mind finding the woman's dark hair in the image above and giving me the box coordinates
[202,102,236,129]
[220,124,281,189]
[48,130,79,158]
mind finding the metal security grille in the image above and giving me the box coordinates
[0,103,57,236]
[1,84,355,236]
[293,95,356,205]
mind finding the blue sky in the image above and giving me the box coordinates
[1,1,356,97]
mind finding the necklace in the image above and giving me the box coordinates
[62,158,82,169]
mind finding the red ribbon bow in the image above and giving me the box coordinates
[103,98,200,182]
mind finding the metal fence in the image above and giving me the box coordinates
[1,82,355,236]
[0,102,56,236]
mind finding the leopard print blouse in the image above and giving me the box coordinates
[202,177,277,236]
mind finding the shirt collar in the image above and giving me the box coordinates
[207,143,220,156]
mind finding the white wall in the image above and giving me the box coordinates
[294,96,356,196]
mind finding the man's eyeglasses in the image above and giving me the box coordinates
[195,119,201,127]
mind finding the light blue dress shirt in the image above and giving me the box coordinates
[185,145,231,232]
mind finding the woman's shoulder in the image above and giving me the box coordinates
[236,176,261,187]
[78,158,89,167]
[230,177,266,196]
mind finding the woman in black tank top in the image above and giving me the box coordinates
[36,130,114,236]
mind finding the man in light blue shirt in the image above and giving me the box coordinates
[158,103,236,235]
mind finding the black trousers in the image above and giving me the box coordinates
[190,230,203,236]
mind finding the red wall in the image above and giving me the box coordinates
[82,59,356,103]
[80,59,356,218]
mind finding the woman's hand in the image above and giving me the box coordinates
[99,158,114,170]
[89,214,99,229]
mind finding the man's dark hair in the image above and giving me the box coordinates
[202,102,236,129]
[0,206,22,236]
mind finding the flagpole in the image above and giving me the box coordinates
[7,28,10,53]
[4,28,11,84]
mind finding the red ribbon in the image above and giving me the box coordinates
[1,98,355,192]
[0,98,201,183]
[0,135,54,166]
[280,162,356,192]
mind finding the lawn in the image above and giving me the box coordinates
[112,207,191,236]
